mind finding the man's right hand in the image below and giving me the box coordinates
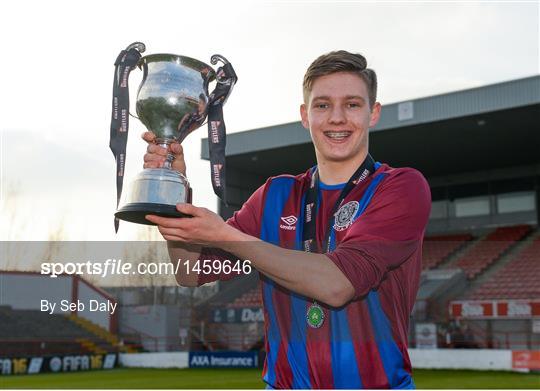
[142,131,186,175]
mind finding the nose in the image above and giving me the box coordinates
[328,105,346,124]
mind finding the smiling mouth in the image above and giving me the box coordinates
[324,131,352,140]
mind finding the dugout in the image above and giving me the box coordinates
[202,75,540,234]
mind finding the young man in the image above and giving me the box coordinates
[144,51,431,389]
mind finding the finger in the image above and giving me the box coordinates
[147,144,168,156]
[172,161,186,174]
[158,226,190,240]
[143,162,162,169]
[145,214,192,228]
[163,234,188,242]
[170,143,184,156]
[142,131,156,143]
[175,203,203,217]
[144,153,165,163]
[156,223,195,243]
[156,224,189,242]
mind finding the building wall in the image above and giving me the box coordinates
[0,273,71,310]
[0,272,114,331]
[118,305,181,352]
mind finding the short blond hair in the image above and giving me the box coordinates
[303,50,377,108]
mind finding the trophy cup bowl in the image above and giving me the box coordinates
[115,54,216,225]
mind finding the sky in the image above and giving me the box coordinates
[1,0,539,244]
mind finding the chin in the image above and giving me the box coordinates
[323,152,357,163]
[315,141,365,164]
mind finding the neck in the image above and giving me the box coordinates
[317,149,369,185]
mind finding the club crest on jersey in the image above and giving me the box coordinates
[333,201,360,231]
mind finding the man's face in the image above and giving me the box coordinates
[300,72,381,166]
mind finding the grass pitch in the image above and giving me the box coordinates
[1,367,539,389]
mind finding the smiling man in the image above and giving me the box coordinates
[144,51,431,389]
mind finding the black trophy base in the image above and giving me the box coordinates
[115,203,191,226]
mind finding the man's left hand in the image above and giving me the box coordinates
[145,204,237,245]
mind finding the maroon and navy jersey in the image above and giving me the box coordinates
[199,163,431,389]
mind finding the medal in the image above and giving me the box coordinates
[306,302,325,328]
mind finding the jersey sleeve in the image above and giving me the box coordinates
[197,182,267,285]
[325,169,431,299]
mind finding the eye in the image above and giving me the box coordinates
[347,102,361,108]
[314,103,329,109]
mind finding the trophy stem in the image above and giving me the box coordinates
[156,139,176,170]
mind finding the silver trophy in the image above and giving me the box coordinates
[115,44,232,225]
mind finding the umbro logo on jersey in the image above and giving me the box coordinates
[280,215,297,231]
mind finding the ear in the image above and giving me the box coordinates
[300,103,310,129]
[369,102,382,128]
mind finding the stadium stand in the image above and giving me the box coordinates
[445,225,532,279]
[0,306,91,340]
[183,223,540,351]
[0,306,120,357]
[203,273,260,309]
[422,233,474,270]
[414,269,467,322]
[69,314,137,353]
[467,232,540,300]
[227,287,262,308]
[188,274,264,351]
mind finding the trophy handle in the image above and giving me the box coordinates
[210,54,230,83]
[208,54,237,107]
[127,42,146,53]
[120,42,146,121]
[210,54,228,64]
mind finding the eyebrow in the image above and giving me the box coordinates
[312,95,366,102]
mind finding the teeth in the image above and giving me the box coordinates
[324,131,351,139]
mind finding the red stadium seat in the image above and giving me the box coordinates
[422,233,473,270]
[467,229,540,300]
[451,225,532,280]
